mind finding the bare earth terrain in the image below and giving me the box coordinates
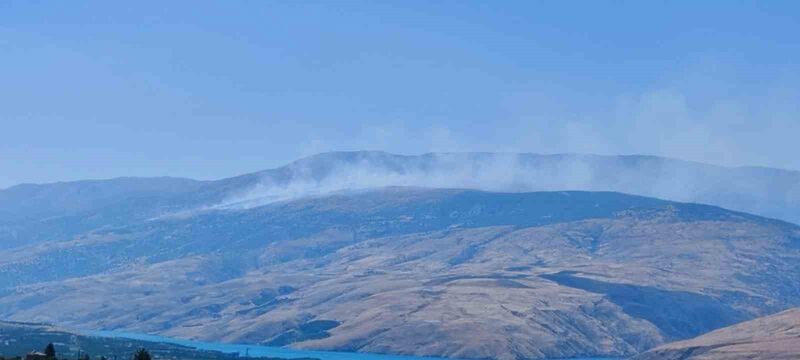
[633,308,800,360]
[1,185,799,359]
[2,153,800,359]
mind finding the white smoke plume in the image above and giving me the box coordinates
[211,151,800,224]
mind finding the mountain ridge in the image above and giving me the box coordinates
[11,151,800,189]
[4,151,800,234]
[1,187,799,359]
[3,152,800,359]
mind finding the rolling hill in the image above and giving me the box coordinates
[633,307,800,360]
[4,151,800,253]
[1,186,799,359]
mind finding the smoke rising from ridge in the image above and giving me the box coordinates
[216,152,800,224]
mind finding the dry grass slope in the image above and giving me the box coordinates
[632,308,800,360]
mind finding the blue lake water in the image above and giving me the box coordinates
[86,330,618,360]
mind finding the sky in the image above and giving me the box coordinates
[1,1,799,188]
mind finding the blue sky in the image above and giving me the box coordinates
[1,1,799,187]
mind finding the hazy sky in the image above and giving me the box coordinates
[1,1,799,188]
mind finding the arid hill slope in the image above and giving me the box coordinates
[5,151,800,252]
[633,308,800,360]
[1,188,799,360]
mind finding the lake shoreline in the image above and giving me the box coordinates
[85,330,620,360]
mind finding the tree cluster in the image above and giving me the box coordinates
[0,343,151,360]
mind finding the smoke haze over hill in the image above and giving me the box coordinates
[212,152,800,224]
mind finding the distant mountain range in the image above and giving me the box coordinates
[1,152,799,359]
